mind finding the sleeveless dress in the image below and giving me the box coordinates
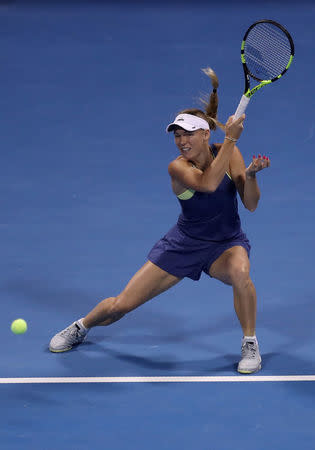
[147,145,250,280]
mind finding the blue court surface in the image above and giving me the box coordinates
[1,0,315,449]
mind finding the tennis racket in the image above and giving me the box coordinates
[234,19,294,119]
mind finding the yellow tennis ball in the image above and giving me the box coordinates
[11,319,28,335]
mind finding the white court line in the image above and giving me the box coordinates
[0,375,315,384]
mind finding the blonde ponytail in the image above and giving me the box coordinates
[200,67,225,131]
[177,67,225,132]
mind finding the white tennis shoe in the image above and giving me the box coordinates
[49,319,88,353]
[237,337,262,374]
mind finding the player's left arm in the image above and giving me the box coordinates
[228,145,270,212]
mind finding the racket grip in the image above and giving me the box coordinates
[234,95,250,120]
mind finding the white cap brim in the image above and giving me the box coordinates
[166,113,210,133]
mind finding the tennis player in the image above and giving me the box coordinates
[49,69,270,374]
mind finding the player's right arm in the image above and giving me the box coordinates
[168,140,235,193]
[168,115,245,193]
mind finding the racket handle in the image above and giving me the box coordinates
[234,95,250,120]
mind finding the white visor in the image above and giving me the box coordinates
[166,113,210,133]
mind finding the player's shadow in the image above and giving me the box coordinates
[52,339,267,375]
[49,338,315,377]
[96,348,285,374]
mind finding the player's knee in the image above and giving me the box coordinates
[111,293,132,316]
[229,260,250,288]
[100,296,125,322]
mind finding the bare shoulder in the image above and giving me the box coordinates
[168,156,200,176]
[168,158,188,196]
[168,157,203,196]
[168,156,183,172]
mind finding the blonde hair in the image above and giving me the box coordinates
[178,67,224,132]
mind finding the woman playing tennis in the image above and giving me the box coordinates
[49,69,270,374]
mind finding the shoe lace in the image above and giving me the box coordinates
[241,341,257,359]
[60,323,84,343]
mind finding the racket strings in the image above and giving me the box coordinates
[244,23,292,80]
[249,26,291,66]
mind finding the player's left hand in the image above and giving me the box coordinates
[246,154,270,177]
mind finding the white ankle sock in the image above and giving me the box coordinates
[244,335,257,342]
[78,318,89,332]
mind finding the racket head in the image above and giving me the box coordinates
[241,20,295,83]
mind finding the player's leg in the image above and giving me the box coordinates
[209,246,256,335]
[49,261,181,352]
[83,261,181,328]
[209,246,261,373]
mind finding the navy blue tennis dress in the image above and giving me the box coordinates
[147,145,250,280]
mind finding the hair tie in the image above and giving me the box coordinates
[212,88,217,94]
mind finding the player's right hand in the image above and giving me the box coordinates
[225,114,245,141]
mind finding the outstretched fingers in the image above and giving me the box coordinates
[249,154,271,173]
